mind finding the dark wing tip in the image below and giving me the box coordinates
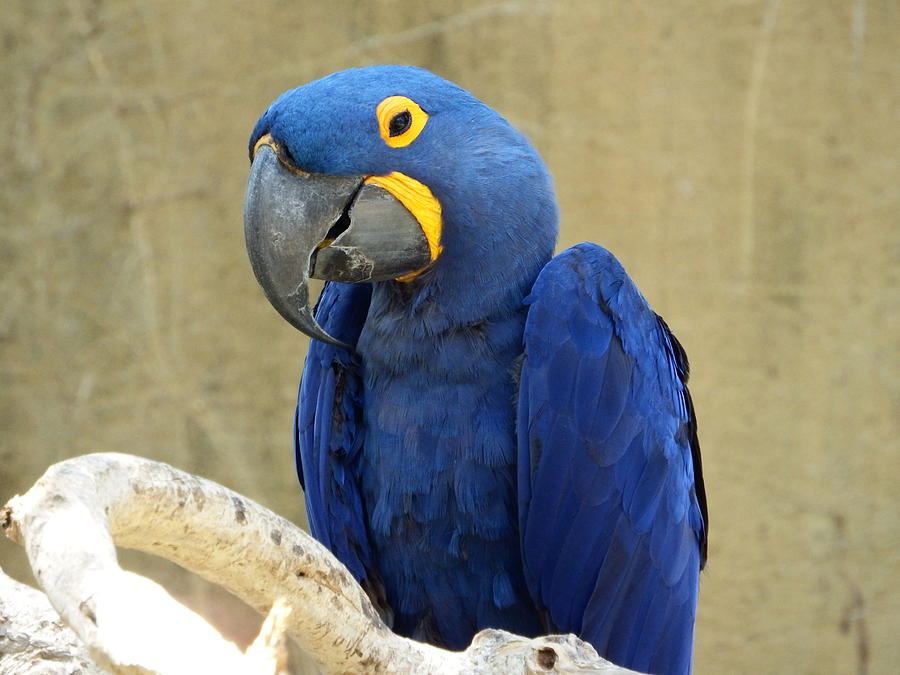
[657,314,708,568]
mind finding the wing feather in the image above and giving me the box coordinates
[518,243,707,674]
[294,282,374,586]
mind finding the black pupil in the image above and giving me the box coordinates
[389,110,412,137]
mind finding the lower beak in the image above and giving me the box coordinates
[243,145,431,347]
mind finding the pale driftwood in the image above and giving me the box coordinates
[0,564,104,674]
[2,453,638,674]
[0,564,290,675]
[244,598,292,675]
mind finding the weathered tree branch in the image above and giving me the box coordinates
[0,564,104,674]
[2,453,637,674]
[0,563,289,675]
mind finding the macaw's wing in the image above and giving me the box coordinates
[294,281,377,591]
[517,243,708,675]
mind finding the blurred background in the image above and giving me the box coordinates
[1,1,897,672]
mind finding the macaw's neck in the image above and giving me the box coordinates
[354,120,558,360]
[357,257,539,379]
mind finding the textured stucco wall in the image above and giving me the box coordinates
[2,1,897,672]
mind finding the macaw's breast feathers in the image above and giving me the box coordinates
[517,243,707,675]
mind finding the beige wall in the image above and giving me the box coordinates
[2,1,897,672]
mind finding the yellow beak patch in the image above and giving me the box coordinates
[364,172,443,282]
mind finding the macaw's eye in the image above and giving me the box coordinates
[377,96,428,148]
[389,111,412,137]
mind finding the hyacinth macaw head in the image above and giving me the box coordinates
[244,65,558,344]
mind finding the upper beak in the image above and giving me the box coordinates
[243,141,432,347]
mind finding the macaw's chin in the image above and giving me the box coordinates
[243,141,432,347]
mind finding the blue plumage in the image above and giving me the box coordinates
[257,66,707,673]
[519,245,706,674]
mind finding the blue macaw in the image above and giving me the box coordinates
[243,65,707,674]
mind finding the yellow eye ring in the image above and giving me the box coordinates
[376,96,428,148]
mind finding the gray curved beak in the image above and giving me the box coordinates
[243,146,431,347]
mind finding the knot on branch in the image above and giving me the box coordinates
[536,646,558,670]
